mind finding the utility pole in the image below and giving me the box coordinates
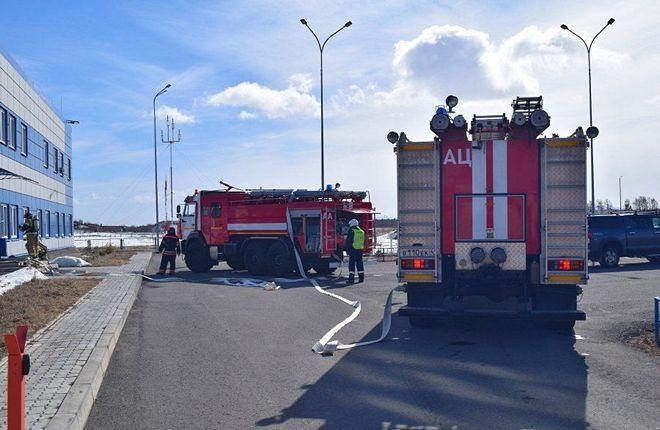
[161,115,182,220]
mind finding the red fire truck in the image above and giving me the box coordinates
[176,187,374,276]
[389,95,593,330]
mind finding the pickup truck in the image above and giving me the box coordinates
[588,212,660,267]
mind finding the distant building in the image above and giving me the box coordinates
[0,49,73,256]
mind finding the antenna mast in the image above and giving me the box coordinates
[160,115,182,220]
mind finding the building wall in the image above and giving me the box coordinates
[0,50,73,257]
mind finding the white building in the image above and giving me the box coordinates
[0,49,73,257]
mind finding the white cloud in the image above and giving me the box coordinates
[390,24,626,98]
[205,73,320,119]
[238,110,257,120]
[155,105,196,124]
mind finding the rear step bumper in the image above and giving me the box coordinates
[399,306,586,321]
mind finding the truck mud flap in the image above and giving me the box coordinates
[399,306,586,321]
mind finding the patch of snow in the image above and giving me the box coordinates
[0,267,48,296]
[51,256,91,267]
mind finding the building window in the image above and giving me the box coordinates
[37,209,43,238]
[67,157,71,180]
[45,210,51,237]
[0,107,6,144]
[9,205,18,238]
[61,213,65,236]
[68,214,73,236]
[43,141,49,168]
[54,148,59,174]
[55,212,60,237]
[0,205,7,238]
[7,114,16,150]
[20,207,29,238]
[59,152,64,176]
[20,124,28,156]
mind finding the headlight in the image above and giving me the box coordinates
[469,247,486,264]
[490,247,507,264]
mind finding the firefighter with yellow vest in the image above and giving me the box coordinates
[345,218,365,284]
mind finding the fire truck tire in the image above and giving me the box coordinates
[266,241,294,276]
[225,255,246,271]
[244,241,268,276]
[184,240,214,273]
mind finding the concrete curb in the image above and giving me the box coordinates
[44,255,153,430]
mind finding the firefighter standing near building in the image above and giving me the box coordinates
[345,218,365,284]
[158,227,180,275]
[20,212,46,259]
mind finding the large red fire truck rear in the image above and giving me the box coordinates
[389,96,590,330]
[177,187,374,276]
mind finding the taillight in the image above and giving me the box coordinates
[400,258,435,270]
[548,259,584,271]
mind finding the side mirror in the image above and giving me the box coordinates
[176,205,181,214]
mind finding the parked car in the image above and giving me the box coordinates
[588,212,660,268]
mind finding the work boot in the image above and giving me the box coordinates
[168,271,175,276]
[358,273,364,283]
[157,270,165,275]
[347,274,355,284]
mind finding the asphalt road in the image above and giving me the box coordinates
[86,257,660,430]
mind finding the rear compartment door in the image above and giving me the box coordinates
[540,137,588,284]
[396,140,441,282]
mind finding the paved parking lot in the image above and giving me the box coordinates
[86,257,660,430]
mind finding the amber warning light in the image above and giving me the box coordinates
[401,258,435,270]
[548,259,584,271]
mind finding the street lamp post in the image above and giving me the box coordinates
[153,84,171,245]
[619,176,623,210]
[300,19,352,190]
[561,18,615,215]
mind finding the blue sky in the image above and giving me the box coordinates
[2,0,658,225]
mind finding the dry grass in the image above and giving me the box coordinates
[0,277,100,359]
[49,245,150,267]
[626,329,660,356]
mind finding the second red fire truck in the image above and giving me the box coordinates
[390,95,593,330]
[176,187,374,276]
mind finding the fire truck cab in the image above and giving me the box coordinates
[390,96,590,330]
[177,187,374,276]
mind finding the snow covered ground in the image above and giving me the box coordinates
[375,231,397,255]
[73,232,155,248]
[0,267,48,296]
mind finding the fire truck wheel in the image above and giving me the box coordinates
[266,241,294,276]
[244,241,268,276]
[184,240,214,273]
[225,255,246,271]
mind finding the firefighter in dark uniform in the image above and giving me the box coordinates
[158,227,181,275]
[20,212,47,259]
[345,218,365,284]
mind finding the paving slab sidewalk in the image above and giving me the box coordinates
[0,252,152,430]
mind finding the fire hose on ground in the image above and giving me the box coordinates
[286,209,397,355]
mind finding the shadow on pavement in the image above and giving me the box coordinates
[256,316,589,430]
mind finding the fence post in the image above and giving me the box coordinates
[655,297,659,347]
[87,239,91,248]
[4,325,29,430]
[120,238,124,249]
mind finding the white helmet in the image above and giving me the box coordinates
[348,219,359,227]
